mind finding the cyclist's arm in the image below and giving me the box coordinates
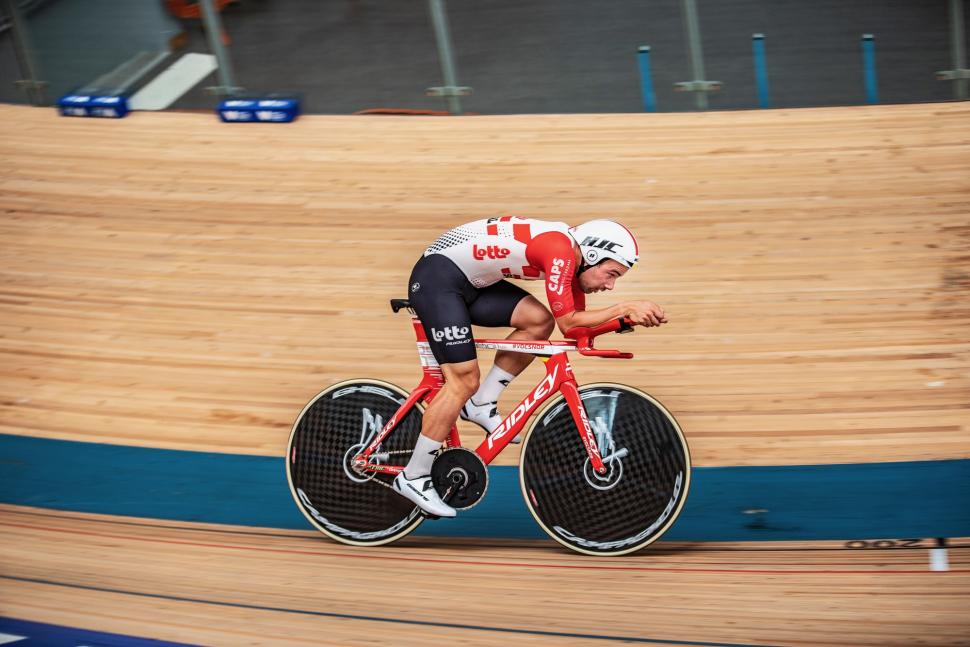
[526,232,667,334]
[554,303,627,332]
[555,300,667,333]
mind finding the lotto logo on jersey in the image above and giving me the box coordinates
[473,244,511,260]
[431,326,470,344]
[547,257,566,295]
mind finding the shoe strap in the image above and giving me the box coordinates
[469,397,498,407]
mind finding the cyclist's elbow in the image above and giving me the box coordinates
[555,313,578,335]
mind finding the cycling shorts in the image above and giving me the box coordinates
[407,253,530,365]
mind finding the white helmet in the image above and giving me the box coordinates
[569,220,639,269]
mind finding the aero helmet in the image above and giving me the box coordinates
[569,220,639,269]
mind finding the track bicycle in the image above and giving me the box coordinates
[286,298,690,556]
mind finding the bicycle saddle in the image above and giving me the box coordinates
[390,299,411,313]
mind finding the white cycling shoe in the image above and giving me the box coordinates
[460,397,520,443]
[392,472,456,518]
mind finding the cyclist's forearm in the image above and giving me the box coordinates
[555,303,627,334]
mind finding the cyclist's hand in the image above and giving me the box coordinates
[624,301,668,327]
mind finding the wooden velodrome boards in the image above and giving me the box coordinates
[0,102,967,466]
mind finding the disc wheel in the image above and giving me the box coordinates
[286,379,425,546]
[519,383,691,556]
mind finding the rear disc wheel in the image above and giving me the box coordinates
[286,379,425,546]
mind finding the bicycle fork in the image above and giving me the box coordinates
[559,376,609,475]
[511,353,610,476]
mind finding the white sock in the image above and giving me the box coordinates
[472,365,516,405]
[403,434,442,479]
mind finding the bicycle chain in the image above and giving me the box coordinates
[351,447,463,493]
[350,449,414,490]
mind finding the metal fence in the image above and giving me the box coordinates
[1,0,967,114]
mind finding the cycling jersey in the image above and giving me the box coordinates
[409,216,586,365]
[424,216,585,316]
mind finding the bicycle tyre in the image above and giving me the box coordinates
[519,383,690,556]
[286,379,425,546]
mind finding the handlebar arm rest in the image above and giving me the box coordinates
[565,317,636,359]
[577,349,634,359]
[564,317,634,343]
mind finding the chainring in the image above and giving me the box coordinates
[431,447,488,510]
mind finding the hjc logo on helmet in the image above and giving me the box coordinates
[580,236,621,253]
[472,244,511,260]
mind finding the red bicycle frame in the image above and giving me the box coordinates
[353,314,634,476]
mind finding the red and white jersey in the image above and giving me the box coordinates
[425,216,586,316]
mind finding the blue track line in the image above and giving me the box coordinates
[0,575,772,647]
[2,434,969,540]
[0,617,196,646]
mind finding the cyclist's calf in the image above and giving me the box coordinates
[420,360,480,443]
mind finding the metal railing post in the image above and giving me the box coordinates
[3,0,47,105]
[199,0,242,96]
[674,0,720,109]
[945,0,968,99]
[426,0,470,115]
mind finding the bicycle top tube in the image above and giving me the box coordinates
[389,298,635,360]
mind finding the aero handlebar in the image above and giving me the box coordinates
[564,317,636,359]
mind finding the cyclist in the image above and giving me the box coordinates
[393,216,667,517]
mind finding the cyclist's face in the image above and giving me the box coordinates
[579,260,628,293]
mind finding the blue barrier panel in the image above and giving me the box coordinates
[752,34,770,109]
[218,97,300,123]
[2,434,968,541]
[57,94,130,118]
[862,34,879,104]
[637,46,657,113]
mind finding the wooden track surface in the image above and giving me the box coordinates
[1,505,967,646]
[1,103,969,465]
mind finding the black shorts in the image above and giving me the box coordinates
[408,254,530,365]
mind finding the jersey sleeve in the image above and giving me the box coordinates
[525,231,584,317]
[570,278,586,313]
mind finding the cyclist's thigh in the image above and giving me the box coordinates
[468,280,530,328]
[408,254,477,365]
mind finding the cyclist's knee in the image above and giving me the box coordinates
[443,361,480,397]
[512,297,555,339]
[534,315,555,339]
[521,311,555,339]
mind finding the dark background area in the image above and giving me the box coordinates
[1,0,966,113]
